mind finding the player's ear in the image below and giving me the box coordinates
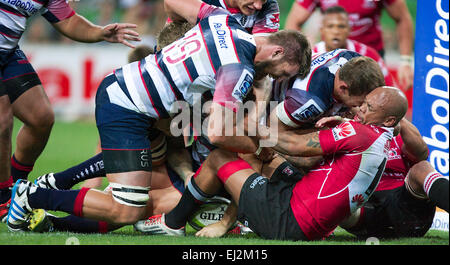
[338,81,349,95]
[272,46,284,59]
[383,115,397,128]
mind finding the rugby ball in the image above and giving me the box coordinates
[188,196,232,231]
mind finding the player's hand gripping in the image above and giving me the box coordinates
[315,116,346,129]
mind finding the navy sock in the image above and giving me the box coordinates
[0,177,13,204]
[28,187,89,217]
[49,215,109,233]
[0,188,11,204]
[165,178,212,229]
[11,154,33,182]
[54,153,105,189]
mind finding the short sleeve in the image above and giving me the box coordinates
[318,121,363,155]
[41,0,75,23]
[276,88,327,128]
[295,0,319,12]
[252,0,280,35]
[213,63,254,112]
[197,3,229,22]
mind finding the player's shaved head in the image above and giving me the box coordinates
[355,86,408,127]
[375,86,408,124]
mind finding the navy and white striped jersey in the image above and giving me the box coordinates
[273,49,361,128]
[203,0,280,36]
[110,4,257,119]
[0,0,75,51]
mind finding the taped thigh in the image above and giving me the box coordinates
[404,173,428,200]
[109,182,150,207]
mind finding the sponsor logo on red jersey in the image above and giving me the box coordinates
[332,122,356,141]
[351,194,365,207]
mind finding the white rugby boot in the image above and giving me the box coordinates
[6,180,35,232]
[34,173,58,190]
[134,214,185,236]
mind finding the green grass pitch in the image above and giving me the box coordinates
[0,119,448,246]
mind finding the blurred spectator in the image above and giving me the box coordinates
[285,0,414,90]
[312,6,396,88]
[120,0,167,48]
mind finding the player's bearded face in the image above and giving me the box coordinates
[254,58,298,81]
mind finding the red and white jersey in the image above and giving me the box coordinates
[313,39,396,86]
[168,0,280,36]
[290,121,394,240]
[296,0,397,51]
[203,0,280,36]
[376,134,414,191]
[0,0,75,50]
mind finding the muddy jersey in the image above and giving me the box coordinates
[273,49,361,128]
[109,4,257,119]
[0,0,75,50]
[290,121,394,240]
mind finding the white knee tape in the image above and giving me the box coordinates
[109,183,150,207]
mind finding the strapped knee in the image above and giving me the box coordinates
[404,173,428,200]
[109,183,150,207]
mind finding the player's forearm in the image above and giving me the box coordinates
[167,148,194,183]
[53,14,103,43]
[284,2,309,31]
[208,104,260,153]
[164,0,201,24]
[221,201,238,230]
[211,135,259,154]
[399,118,429,162]
[396,15,414,56]
[272,130,323,157]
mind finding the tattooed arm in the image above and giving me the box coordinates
[270,129,325,157]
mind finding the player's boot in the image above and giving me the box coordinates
[28,209,54,233]
[6,180,35,232]
[134,214,185,236]
[34,173,58,190]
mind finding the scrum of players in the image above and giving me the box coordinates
[1,0,448,242]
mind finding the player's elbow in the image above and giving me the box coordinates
[208,134,227,147]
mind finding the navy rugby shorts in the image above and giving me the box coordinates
[95,74,155,174]
[0,48,41,102]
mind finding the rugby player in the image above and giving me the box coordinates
[135,86,407,240]
[284,0,414,89]
[267,50,385,135]
[191,50,386,170]
[191,0,280,36]
[0,0,140,219]
[311,6,396,87]
[338,118,449,238]
[6,0,311,231]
